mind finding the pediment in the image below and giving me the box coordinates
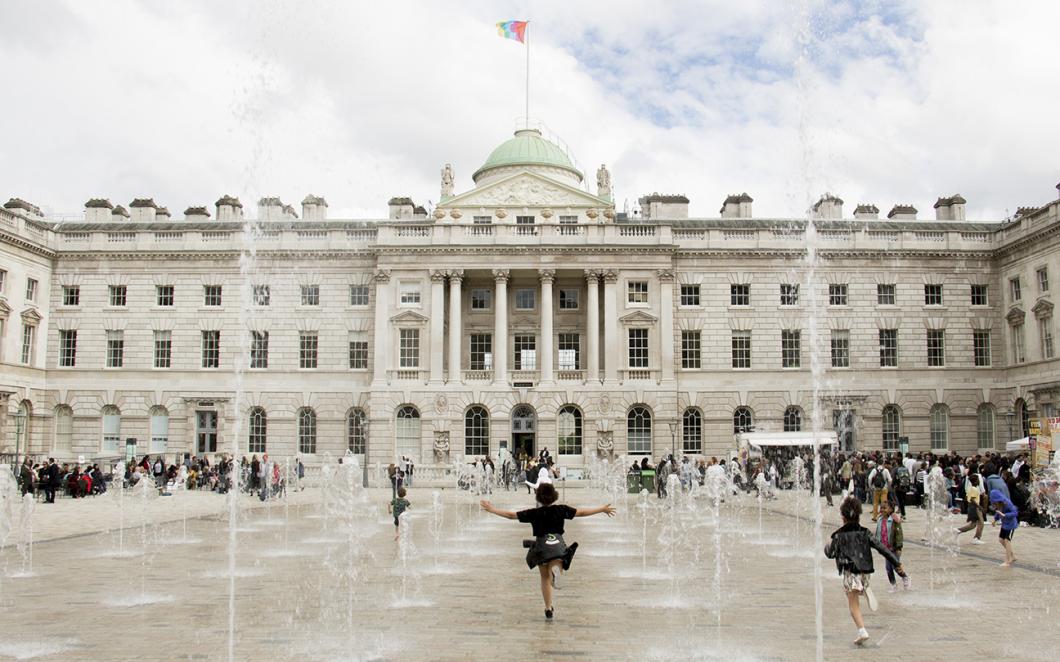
[1005,306,1025,324]
[440,171,609,209]
[619,310,658,326]
[0,298,10,318]
[389,309,429,325]
[1031,298,1054,319]
[20,307,42,324]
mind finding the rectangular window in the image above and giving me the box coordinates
[730,283,750,306]
[513,334,537,370]
[348,337,369,369]
[62,285,80,306]
[558,215,578,224]
[153,330,172,368]
[399,328,419,368]
[59,329,77,367]
[299,331,318,369]
[628,328,648,368]
[301,284,320,306]
[927,329,945,367]
[680,284,701,307]
[879,329,898,367]
[20,324,34,364]
[1041,318,1055,360]
[106,330,124,368]
[250,331,269,369]
[109,284,127,307]
[25,277,38,302]
[828,284,848,306]
[681,330,701,369]
[559,288,580,310]
[470,333,492,370]
[253,284,270,306]
[781,330,801,368]
[973,330,991,367]
[627,281,648,304]
[515,288,536,310]
[1037,268,1049,292]
[877,283,896,305]
[830,330,850,368]
[471,288,491,310]
[780,284,799,306]
[1009,278,1021,302]
[201,330,220,368]
[516,215,536,235]
[348,284,369,306]
[971,284,989,306]
[732,330,751,368]
[558,333,580,370]
[473,215,492,225]
[156,285,174,306]
[1011,323,1025,364]
[924,284,943,306]
[203,285,222,307]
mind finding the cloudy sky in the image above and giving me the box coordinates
[2,0,1058,220]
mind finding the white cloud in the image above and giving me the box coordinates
[0,0,1057,220]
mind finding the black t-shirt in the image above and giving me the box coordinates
[517,504,577,537]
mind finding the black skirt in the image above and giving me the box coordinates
[525,533,567,569]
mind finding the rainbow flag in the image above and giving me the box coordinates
[496,20,528,43]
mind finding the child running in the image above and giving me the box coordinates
[989,488,1018,566]
[480,483,615,620]
[873,501,911,592]
[388,487,411,540]
[825,496,904,646]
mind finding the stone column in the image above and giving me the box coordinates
[603,270,618,383]
[658,269,675,381]
[429,270,446,383]
[539,269,555,383]
[585,270,600,382]
[493,269,509,385]
[372,269,391,383]
[448,270,463,383]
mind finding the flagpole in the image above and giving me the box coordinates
[525,21,530,128]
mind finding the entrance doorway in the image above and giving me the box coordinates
[833,409,856,452]
[196,410,218,453]
[511,404,536,460]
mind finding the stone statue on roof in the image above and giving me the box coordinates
[441,163,454,198]
[596,164,611,199]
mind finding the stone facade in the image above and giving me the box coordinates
[1,136,1059,466]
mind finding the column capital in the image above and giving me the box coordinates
[447,269,464,283]
[656,269,675,282]
[584,269,601,284]
[538,269,556,284]
[429,270,448,283]
[492,269,510,283]
[373,269,391,284]
[602,270,619,284]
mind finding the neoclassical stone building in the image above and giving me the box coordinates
[1,127,1058,467]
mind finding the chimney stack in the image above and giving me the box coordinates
[886,204,917,221]
[301,195,328,220]
[637,193,689,220]
[812,193,843,219]
[720,193,753,218]
[184,206,210,222]
[853,204,879,220]
[257,197,290,221]
[215,195,244,221]
[3,198,44,221]
[156,207,171,220]
[933,194,966,221]
[111,205,130,221]
[129,198,158,222]
[388,197,415,220]
[85,198,114,222]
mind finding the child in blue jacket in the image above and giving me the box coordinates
[989,488,1018,567]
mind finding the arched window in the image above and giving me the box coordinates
[101,405,121,453]
[783,406,802,432]
[558,405,582,455]
[1017,399,1031,438]
[627,406,652,455]
[977,404,995,449]
[17,401,32,452]
[53,405,73,454]
[465,406,490,456]
[733,407,753,434]
[298,407,317,454]
[149,406,169,453]
[248,407,267,453]
[882,405,901,451]
[346,408,367,455]
[930,404,949,450]
[396,405,421,462]
[682,408,702,453]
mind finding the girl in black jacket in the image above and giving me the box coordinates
[825,496,904,646]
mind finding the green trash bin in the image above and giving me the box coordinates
[640,469,656,493]
[626,471,641,494]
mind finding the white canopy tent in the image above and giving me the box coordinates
[735,431,838,452]
[1005,437,1031,452]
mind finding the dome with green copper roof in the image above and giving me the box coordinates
[472,128,583,184]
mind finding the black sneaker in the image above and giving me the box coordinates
[545,607,554,620]
[562,542,579,571]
